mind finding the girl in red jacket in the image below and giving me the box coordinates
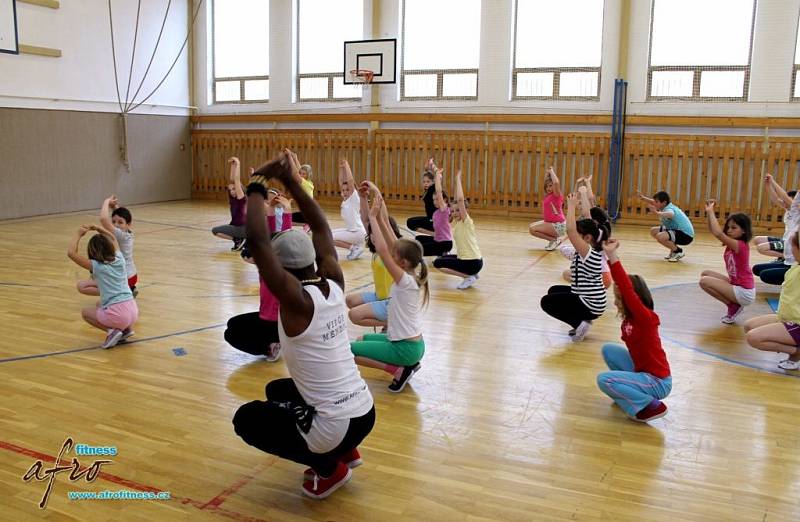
[597,239,672,422]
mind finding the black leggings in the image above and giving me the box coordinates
[224,312,279,356]
[540,285,600,329]
[407,216,434,232]
[291,211,306,224]
[753,261,790,285]
[433,254,483,276]
[233,378,376,477]
[415,235,452,257]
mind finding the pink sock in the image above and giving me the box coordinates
[384,365,401,378]
[727,303,741,316]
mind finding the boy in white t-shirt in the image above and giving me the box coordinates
[332,159,366,260]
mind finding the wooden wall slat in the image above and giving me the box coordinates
[191,129,800,228]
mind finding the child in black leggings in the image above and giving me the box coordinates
[541,192,609,342]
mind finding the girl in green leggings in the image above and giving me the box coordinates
[351,181,429,393]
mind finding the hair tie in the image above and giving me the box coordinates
[597,228,604,241]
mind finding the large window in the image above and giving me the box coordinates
[297,0,363,102]
[401,0,481,100]
[648,0,755,101]
[513,0,604,100]
[212,0,270,103]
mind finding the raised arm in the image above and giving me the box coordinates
[245,158,310,310]
[578,185,592,219]
[566,193,591,258]
[637,191,655,204]
[358,183,371,231]
[548,166,562,197]
[455,170,468,217]
[67,226,93,271]
[603,239,649,320]
[584,174,597,206]
[339,158,356,194]
[765,174,794,209]
[281,149,343,287]
[433,168,447,210]
[705,200,739,252]
[368,196,406,283]
[99,196,116,233]
[228,157,244,199]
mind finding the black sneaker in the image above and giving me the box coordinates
[232,237,245,251]
[388,363,421,393]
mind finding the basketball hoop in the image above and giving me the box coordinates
[349,69,375,85]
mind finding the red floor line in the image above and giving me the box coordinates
[201,461,274,509]
[0,439,271,522]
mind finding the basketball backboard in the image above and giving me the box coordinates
[343,38,397,84]
[0,0,19,54]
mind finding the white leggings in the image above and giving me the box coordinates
[332,228,365,246]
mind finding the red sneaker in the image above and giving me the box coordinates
[303,448,362,480]
[634,401,668,422]
[301,462,351,500]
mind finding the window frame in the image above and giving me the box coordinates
[645,0,757,102]
[399,0,480,101]
[210,0,270,104]
[295,0,362,103]
[510,0,603,101]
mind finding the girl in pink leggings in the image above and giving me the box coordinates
[68,224,139,349]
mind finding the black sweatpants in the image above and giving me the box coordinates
[540,285,599,329]
[407,216,434,232]
[415,235,452,257]
[433,254,483,276]
[233,378,376,477]
[224,312,279,356]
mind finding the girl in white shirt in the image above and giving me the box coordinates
[350,181,429,393]
[332,158,366,260]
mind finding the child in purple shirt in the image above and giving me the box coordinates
[416,168,452,256]
[212,157,248,251]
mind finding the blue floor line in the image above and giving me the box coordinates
[0,323,226,364]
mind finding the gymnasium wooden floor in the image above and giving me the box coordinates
[1,200,799,522]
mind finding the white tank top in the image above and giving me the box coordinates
[278,281,374,452]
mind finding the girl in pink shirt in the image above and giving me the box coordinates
[529,167,566,251]
[699,200,755,324]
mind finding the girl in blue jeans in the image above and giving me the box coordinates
[597,239,672,422]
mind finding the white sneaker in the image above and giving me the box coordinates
[778,358,800,370]
[265,342,282,362]
[571,321,592,342]
[102,329,124,349]
[544,237,563,251]
[347,245,364,260]
[457,275,478,290]
[119,329,135,342]
[667,250,685,262]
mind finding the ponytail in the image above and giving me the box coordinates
[417,258,430,308]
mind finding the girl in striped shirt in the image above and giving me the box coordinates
[540,192,608,341]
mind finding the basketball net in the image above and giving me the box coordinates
[349,69,375,86]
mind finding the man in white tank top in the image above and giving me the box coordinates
[232,150,375,500]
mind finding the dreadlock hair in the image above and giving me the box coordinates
[393,238,430,308]
[87,233,116,263]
